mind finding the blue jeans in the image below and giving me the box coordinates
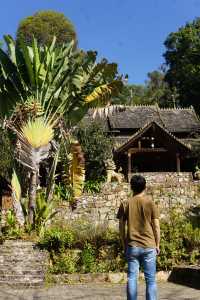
[126,246,157,300]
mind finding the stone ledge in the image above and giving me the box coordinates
[51,271,170,284]
[168,266,200,290]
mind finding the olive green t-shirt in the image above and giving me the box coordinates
[117,194,159,248]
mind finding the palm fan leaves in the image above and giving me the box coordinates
[16,117,54,171]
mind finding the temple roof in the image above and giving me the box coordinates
[81,105,200,134]
[108,105,200,133]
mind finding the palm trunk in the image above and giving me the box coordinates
[28,171,37,224]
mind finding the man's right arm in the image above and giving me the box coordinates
[119,218,126,251]
[152,218,160,254]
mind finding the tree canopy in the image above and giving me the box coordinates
[16,10,77,47]
[76,122,113,180]
[115,70,175,107]
[164,18,200,111]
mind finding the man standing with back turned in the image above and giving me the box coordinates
[117,175,160,300]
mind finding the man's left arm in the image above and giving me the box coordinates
[151,201,160,255]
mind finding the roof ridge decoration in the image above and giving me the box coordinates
[159,107,194,111]
[116,120,191,153]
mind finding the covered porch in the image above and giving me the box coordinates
[114,121,193,182]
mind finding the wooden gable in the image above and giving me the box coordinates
[116,121,192,155]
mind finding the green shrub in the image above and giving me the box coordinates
[66,220,119,249]
[54,183,74,202]
[21,192,57,234]
[50,251,78,274]
[39,227,75,252]
[84,179,103,194]
[80,243,96,273]
[157,206,200,270]
[2,209,23,239]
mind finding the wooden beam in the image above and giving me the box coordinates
[128,147,167,154]
[176,153,181,172]
[128,151,131,182]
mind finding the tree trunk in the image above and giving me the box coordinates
[28,171,37,224]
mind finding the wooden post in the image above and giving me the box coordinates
[128,151,132,182]
[176,153,180,172]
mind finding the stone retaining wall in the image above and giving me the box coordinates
[56,172,200,226]
[52,271,170,284]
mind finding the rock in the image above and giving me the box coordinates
[107,273,124,283]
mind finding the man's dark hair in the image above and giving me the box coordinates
[130,175,146,194]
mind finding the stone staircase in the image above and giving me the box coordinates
[0,240,48,288]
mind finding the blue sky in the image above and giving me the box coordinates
[1,0,200,84]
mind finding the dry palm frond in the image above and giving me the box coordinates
[11,169,21,202]
[70,141,85,198]
[91,104,127,118]
[11,169,25,226]
[85,84,113,103]
[85,81,122,104]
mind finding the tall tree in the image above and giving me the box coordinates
[115,71,175,107]
[145,70,177,107]
[164,18,200,111]
[76,122,113,180]
[16,10,77,47]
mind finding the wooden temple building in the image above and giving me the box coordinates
[83,105,200,181]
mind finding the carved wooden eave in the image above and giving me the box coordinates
[115,121,192,154]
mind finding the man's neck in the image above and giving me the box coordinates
[133,191,145,197]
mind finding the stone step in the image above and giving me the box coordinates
[0,240,48,288]
[0,254,46,260]
[0,276,44,282]
[0,269,44,275]
[0,247,44,252]
[0,260,47,267]
[0,259,46,265]
[0,251,46,257]
[0,246,45,253]
[3,240,35,246]
[0,279,44,288]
